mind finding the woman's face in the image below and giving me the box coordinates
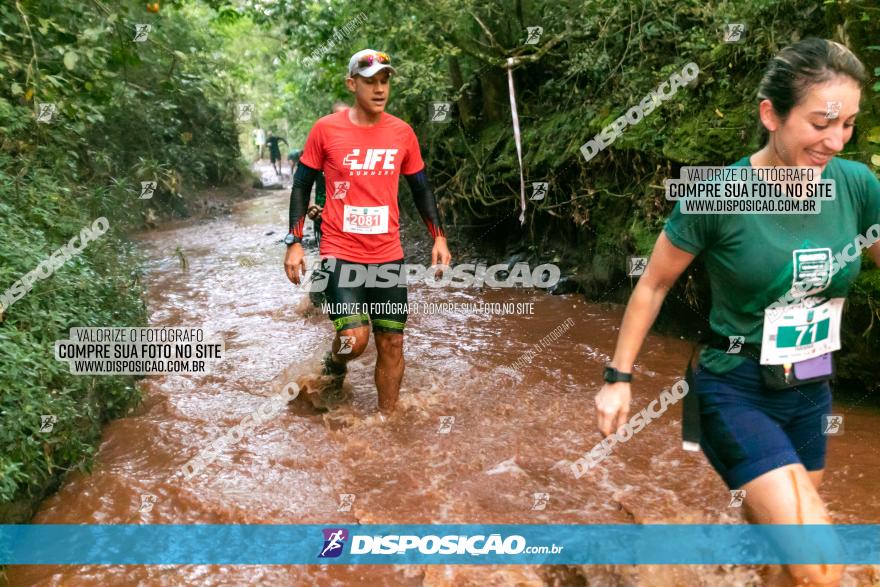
[765,75,860,168]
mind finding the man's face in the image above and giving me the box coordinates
[768,76,860,169]
[346,70,391,115]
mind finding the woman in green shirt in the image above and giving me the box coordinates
[594,38,880,586]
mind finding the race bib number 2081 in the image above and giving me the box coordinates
[342,205,389,235]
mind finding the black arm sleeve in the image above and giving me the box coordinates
[404,169,446,239]
[289,162,320,237]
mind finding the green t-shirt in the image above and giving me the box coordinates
[663,156,880,373]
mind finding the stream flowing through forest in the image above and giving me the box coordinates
[8,185,880,586]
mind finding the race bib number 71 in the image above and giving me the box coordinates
[342,205,389,235]
[760,297,844,364]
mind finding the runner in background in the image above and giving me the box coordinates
[266,130,289,177]
[283,49,451,414]
[252,127,265,161]
[593,38,879,586]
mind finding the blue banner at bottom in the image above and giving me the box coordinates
[1,524,878,565]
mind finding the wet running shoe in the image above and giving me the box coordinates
[313,351,348,410]
[321,351,347,384]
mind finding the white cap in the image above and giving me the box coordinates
[347,49,396,78]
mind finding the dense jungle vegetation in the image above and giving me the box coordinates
[1,0,878,520]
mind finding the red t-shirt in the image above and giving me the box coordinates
[300,110,425,263]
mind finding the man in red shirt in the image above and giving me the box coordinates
[284,49,451,414]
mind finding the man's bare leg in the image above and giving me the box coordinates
[374,331,404,413]
[328,325,370,369]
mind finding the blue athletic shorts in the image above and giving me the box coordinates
[693,358,832,489]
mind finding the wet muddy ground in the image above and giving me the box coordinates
[8,186,880,586]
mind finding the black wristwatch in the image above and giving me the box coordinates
[603,366,632,383]
[283,233,302,246]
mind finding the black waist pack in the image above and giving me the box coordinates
[757,353,835,390]
[704,333,834,391]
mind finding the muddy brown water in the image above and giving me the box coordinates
[7,190,880,586]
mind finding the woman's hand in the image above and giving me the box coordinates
[595,382,632,437]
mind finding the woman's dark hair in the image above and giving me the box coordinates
[756,37,866,144]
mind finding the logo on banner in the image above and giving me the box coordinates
[318,528,349,558]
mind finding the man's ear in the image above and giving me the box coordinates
[345,76,356,93]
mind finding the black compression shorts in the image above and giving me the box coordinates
[319,257,408,333]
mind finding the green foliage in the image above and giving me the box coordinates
[243,0,879,384]
[1,0,879,512]
[0,159,147,506]
[0,0,253,513]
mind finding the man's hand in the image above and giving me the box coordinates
[284,243,307,284]
[595,382,631,437]
[307,205,322,221]
[431,236,452,276]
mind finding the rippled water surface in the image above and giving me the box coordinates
[9,190,880,586]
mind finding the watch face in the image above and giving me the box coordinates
[284,234,295,244]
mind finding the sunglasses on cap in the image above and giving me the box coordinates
[357,51,391,69]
